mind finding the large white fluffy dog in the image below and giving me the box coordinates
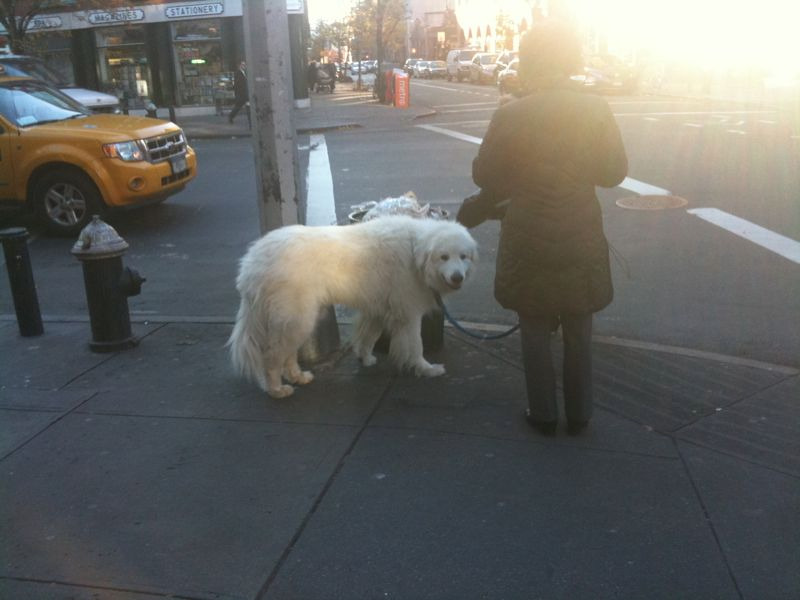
[228,215,477,398]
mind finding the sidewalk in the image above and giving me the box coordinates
[177,80,435,140]
[2,83,799,600]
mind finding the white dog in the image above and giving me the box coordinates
[228,215,477,398]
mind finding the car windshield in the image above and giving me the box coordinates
[460,51,478,61]
[0,58,66,87]
[0,80,88,127]
[481,55,498,65]
[431,61,445,68]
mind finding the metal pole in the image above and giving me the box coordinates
[289,12,310,108]
[243,0,301,234]
[0,227,44,337]
[242,0,339,358]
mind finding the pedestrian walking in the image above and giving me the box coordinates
[307,61,318,92]
[459,20,628,436]
[228,60,249,125]
[324,62,337,91]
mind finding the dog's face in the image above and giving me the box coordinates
[418,224,478,295]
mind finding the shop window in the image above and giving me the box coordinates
[172,18,224,106]
[95,25,152,108]
[23,31,75,85]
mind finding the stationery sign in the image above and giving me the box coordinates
[165,3,225,19]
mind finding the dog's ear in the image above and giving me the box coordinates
[404,190,417,200]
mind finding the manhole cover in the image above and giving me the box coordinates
[616,195,689,210]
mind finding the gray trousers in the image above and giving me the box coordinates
[519,313,593,423]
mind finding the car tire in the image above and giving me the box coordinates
[33,168,105,237]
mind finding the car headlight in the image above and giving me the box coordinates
[102,140,146,161]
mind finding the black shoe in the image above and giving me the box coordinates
[524,410,557,436]
[567,420,589,436]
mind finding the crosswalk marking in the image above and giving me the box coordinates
[688,208,800,264]
[415,123,671,196]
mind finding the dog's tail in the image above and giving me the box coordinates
[227,296,267,388]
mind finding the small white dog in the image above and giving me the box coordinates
[228,215,477,398]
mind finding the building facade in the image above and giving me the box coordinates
[1,0,248,110]
[406,0,550,59]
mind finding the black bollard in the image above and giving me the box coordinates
[0,227,44,337]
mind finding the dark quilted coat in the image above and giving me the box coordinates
[472,82,628,316]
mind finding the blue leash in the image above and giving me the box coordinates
[435,293,520,341]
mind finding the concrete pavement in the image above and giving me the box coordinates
[2,82,799,599]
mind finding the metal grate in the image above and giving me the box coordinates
[161,168,191,186]
[145,131,187,163]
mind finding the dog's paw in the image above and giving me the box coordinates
[360,354,377,367]
[268,384,295,398]
[417,363,446,378]
[289,370,314,385]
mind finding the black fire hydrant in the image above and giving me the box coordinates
[71,216,145,352]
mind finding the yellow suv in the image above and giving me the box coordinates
[0,74,197,235]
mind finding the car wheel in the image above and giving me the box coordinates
[34,168,104,237]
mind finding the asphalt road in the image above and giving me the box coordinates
[1,79,798,367]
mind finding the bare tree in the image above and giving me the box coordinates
[0,0,113,54]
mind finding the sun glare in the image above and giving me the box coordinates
[567,0,799,77]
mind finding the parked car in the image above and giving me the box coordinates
[427,60,447,79]
[446,49,479,82]
[497,58,520,95]
[468,53,499,84]
[494,50,518,81]
[0,74,196,235]
[573,55,640,94]
[0,53,121,113]
[403,58,419,76]
[412,60,429,78]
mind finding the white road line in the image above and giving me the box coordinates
[614,110,775,117]
[608,100,694,105]
[643,117,659,121]
[416,123,484,145]
[683,123,704,128]
[619,178,671,195]
[688,208,800,264]
[757,120,777,125]
[416,123,671,195]
[727,129,747,135]
[434,119,491,126]
[305,134,338,226]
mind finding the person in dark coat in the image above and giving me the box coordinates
[324,62,337,91]
[228,60,249,125]
[461,20,628,436]
[307,61,318,92]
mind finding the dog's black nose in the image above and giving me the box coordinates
[451,272,464,284]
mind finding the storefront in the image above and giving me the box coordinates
[172,18,225,106]
[1,1,247,110]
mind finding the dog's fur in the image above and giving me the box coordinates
[228,215,477,398]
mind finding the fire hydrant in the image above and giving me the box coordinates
[71,216,145,352]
